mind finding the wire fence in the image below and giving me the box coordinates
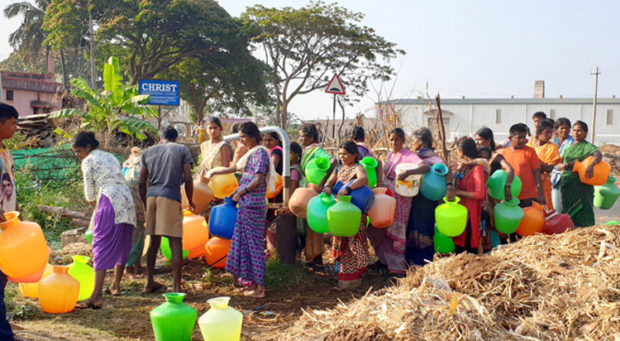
[13,146,81,181]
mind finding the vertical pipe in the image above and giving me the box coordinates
[224,126,290,204]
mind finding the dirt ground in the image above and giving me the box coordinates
[8,258,394,341]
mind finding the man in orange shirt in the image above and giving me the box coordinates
[501,123,545,207]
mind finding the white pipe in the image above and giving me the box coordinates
[224,126,291,204]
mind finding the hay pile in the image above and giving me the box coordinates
[279,225,620,340]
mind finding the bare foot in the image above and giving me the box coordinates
[109,287,121,296]
[143,281,165,294]
[75,298,103,309]
[9,323,23,330]
[103,287,121,296]
[239,284,257,293]
[244,288,265,298]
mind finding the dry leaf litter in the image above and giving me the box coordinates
[277,225,620,341]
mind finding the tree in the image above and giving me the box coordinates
[5,0,89,89]
[4,0,50,63]
[0,49,48,73]
[50,57,157,148]
[241,1,404,128]
[165,46,270,124]
[44,0,257,85]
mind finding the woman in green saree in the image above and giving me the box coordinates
[298,123,337,270]
[556,120,603,227]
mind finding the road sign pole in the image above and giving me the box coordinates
[325,73,345,141]
[332,94,336,139]
[158,105,162,130]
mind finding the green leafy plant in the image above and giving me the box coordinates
[15,164,86,249]
[50,56,157,147]
[3,131,28,150]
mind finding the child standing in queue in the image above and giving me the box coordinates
[501,123,545,208]
[450,137,487,253]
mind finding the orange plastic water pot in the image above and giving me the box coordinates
[182,177,214,214]
[288,185,320,219]
[182,210,208,251]
[266,174,283,199]
[38,266,80,314]
[515,202,545,237]
[208,168,239,199]
[205,237,231,269]
[368,188,396,228]
[0,212,49,280]
[19,263,53,298]
[573,156,611,186]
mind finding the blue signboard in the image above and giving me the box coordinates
[138,79,180,106]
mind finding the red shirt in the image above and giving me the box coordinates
[453,165,486,249]
[501,146,541,200]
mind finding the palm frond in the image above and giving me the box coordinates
[3,2,36,18]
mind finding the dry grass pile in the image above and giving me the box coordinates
[279,225,620,340]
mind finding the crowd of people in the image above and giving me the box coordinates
[0,100,608,339]
[74,111,606,303]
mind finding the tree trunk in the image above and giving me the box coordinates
[195,97,209,124]
[104,132,112,150]
[60,49,69,93]
[279,101,288,129]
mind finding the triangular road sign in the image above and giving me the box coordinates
[325,74,346,95]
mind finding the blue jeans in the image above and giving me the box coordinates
[0,272,14,340]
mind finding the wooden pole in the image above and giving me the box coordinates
[435,94,448,163]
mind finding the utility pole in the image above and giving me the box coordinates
[591,66,600,144]
[88,6,96,88]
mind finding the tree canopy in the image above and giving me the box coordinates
[241,1,404,127]
[166,52,270,124]
[44,0,254,84]
[41,0,271,120]
[4,0,50,61]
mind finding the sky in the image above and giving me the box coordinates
[1,0,620,121]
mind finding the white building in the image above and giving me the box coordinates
[381,87,620,145]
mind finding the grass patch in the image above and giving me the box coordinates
[5,284,39,321]
[202,268,235,286]
[264,257,308,291]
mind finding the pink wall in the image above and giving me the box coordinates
[3,89,61,117]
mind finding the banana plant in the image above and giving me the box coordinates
[51,56,158,148]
